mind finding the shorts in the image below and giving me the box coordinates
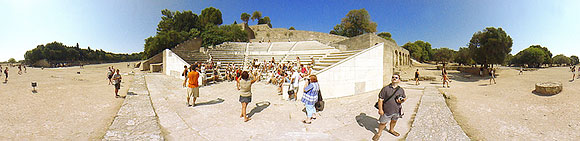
[379,113,401,123]
[187,87,199,98]
[239,95,251,103]
[108,75,112,79]
[114,83,120,89]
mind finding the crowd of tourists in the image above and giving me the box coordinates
[176,56,408,140]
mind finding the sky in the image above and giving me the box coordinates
[1,0,579,61]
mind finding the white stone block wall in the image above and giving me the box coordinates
[163,49,190,80]
[316,43,384,99]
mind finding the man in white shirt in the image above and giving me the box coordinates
[290,69,301,101]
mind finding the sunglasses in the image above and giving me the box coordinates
[392,76,399,79]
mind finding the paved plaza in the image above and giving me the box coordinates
[146,74,424,140]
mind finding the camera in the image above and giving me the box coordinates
[397,96,404,101]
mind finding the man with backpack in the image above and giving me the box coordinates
[373,74,406,140]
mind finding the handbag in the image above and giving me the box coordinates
[374,86,400,109]
[315,90,324,111]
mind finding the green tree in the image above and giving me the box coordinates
[258,16,272,28]
[414,40,433,61]
[515,47,545,68]
[240,12,250,23]
[468,27,513,67]
[402,42,423,62]
[145,9,206,58]
[377,32,396,44]
[157,9,200,33]
[7,58,16,63]
[454,47,474,66]
[552,54,571,66]
[329,8,377,37]
[289,26,295,30]
[570,55,579,65]
[529,45,552,66]
[251,11,262,22]
[200,7,223,26]
[432,48,456,64]
[200,24,248,47]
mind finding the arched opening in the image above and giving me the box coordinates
[394,50,398,66]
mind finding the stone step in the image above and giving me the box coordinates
[316,59,341,63]
[322,56,348,60]
[314,63,333,67]
[312,66,326,71]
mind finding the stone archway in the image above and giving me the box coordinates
[394,50,398,66]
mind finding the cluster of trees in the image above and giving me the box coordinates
[144,7,248,59]
[403,27,578,68]
[240,11,271,28]
[402,41,434,62]
[24,42,142,64]
[403,27,513,67]
[510,45,578,67]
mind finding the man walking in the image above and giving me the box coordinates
[183,65,200,107]
[373,74,406,140]
[112,69,122,98]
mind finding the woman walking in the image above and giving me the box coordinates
[442,67,450,88]
[302,75,319,124]
[489,67,496,84]
[237,71,258,122]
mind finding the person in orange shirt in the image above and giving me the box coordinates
[183,65,200,107]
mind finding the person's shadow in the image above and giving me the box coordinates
[355,113,380,134]
[195,98,225,106]
[248,101,270,118]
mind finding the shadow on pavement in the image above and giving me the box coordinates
[478,84,489,86]
[196,98,225,106]
[355,113,379,134]
[248,101,270,118]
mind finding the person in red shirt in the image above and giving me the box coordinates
[183,65,200,107]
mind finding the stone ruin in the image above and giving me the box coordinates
[535,82,562,95]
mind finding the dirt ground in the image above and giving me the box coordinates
[438,66,580,140]
[0,62,136,140]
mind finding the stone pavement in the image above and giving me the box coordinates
[146,74,425,140]
[406,86,469,140]
[103,73,163,140]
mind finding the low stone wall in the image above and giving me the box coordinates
[103,73,163,140]
[457,67,496,76]
[406,87,469,140]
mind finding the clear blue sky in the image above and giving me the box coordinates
[1,0,578,61]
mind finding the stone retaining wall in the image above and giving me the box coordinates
[406,87,469,140]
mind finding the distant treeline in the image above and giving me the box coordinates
[24,41,143,65]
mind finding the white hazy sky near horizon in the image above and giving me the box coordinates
[0,0,579,61]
